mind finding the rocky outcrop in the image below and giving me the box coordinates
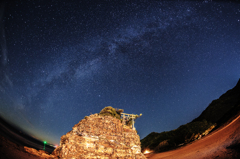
[192,124,216,140]
[52,113,146,159]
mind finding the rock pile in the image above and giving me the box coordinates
[52,113,146,159]
[193,124,216,140]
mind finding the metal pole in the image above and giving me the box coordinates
[132,117,135,129]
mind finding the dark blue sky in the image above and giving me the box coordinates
[0,1,240,145]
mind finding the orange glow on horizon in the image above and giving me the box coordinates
[143,149,152,154]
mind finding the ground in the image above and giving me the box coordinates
[1,114,240,159]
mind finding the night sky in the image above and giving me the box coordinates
[0,1,240,145]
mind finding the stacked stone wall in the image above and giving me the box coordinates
[53,114,146,159]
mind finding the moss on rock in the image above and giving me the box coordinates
[99,106,123,120]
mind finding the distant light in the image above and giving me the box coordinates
[143,149,152,154]
[43,141,47,151]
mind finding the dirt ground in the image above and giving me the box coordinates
[147,115,240,159]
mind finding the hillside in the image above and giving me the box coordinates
[141,79,240,153]
[192,79,240,127]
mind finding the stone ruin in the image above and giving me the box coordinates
[52,109,146,159]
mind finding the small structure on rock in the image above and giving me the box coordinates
[52,106,146,159]
[121,113,142,130]
[98,106,142,129]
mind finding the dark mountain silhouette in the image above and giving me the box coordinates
[141,79,240,152]
[192,79,240,128]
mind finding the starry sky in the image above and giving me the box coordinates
[0,1,240,145]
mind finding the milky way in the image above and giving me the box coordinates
[0,1,240,144]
